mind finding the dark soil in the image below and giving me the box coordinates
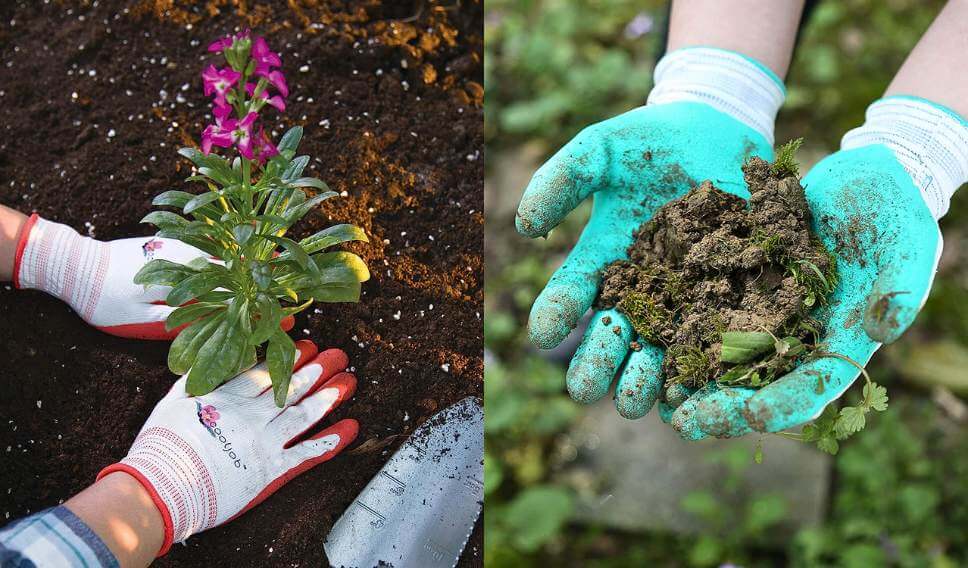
[599,157,835,395]
[0,1,482,566]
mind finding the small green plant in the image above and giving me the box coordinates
[667,344,711,387]
[135,31,369,406]
[717,330,889,455]
[770,137,804,178]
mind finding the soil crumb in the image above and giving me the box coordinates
[598,155,837,393]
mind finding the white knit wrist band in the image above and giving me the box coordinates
[647,47,786,145]
[841,96,968,220]
[15,216,110,315]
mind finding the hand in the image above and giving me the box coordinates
[12,214,293,339]
[670,96,964,439]
[517,48,784,418]
[97,339,358,555]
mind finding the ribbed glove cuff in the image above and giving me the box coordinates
[842,96,968,220]
[647,47,785,145]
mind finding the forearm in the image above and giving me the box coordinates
[0,204,28,281]
[885,0,968,118]
[65,472,165,568]
[667,0,805,77]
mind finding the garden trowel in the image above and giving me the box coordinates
[324,396,483,568]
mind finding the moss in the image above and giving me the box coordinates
[786,239,839,308]
[751,228,786,261]
[771,138,803,178]
[666,344,711,388]
[618,291,672,346]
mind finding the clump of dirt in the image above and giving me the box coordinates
[598,148,837,397]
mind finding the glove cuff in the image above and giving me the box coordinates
[97,426,220,551]
[842,95,968,220]
[14,216,111,316]
[647,47,785,145]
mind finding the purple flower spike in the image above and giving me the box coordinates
[251,36,282,76]
[202,65,242,103]
[231,112,259,159]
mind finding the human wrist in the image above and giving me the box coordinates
[841,95,968,220]
[97,426,216,555]
[646,47,785,144]
[65,471,165,567]
[0,205,29,282]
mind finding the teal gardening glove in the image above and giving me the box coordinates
[671,96,968,440]
[516,47,786,421]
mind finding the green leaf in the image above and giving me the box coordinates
[133,259,198,287]
[283,192,337,223]
[299,224,369,254]
[304,280,362,303]
[166,271,225,306]
[152,190,194,209]
[168,313,223,375]
[864,382,889,412]
[165,302,226,331]
[232,223,255,245]
[267,330,296,407]
[141,211,189,229]
[250,293,282,345]
[263,235,312,269]
[503,487,574,552]
[313,251,370,282]
[754,439,764,464]
[834,406,867,438]
[277,126,303,157]
[289,177,330,191]
[186,299,248,396]
[282,155,310,180]
[720,331,775,363]
[156,229,225,259]
[816,436,840,455]
[184,192,222,214]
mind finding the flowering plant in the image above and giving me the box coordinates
[135,31,368,406]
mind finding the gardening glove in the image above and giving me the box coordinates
[517,47,785,418]
[97,339,358,555]
[671,95,968,439]
[12,214,294,339]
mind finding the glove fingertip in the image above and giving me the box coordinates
[862,291,917,343]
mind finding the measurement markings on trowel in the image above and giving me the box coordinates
[354,500,388,529]
[381,470,407,495]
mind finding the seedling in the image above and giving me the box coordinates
[135,31,369,406]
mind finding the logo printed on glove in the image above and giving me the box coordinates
[141,238,163,260]
[195,401,246,469]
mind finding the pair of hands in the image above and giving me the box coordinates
[11,216,359,553]
[517,100,940,440]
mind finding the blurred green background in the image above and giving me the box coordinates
[484,1,968,566]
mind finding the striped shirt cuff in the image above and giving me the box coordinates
[0,506,118,568]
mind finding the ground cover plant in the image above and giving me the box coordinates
[137,30,369,405]
[0,1,483,566]
[598,142,886,452]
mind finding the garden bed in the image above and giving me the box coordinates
[0,1,483,566]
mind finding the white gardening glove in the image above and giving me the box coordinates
[97,340,358,555]
[13,214,294,339]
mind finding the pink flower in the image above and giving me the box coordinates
[202,65,241,104]
[230,112,259,159]
[199,405,220,427]
[251,36,282,77]
[201,109,237,155]
[207,29,251,53]
[257,128,279,161]
[245,82,286,112]
[261,69,289,98]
